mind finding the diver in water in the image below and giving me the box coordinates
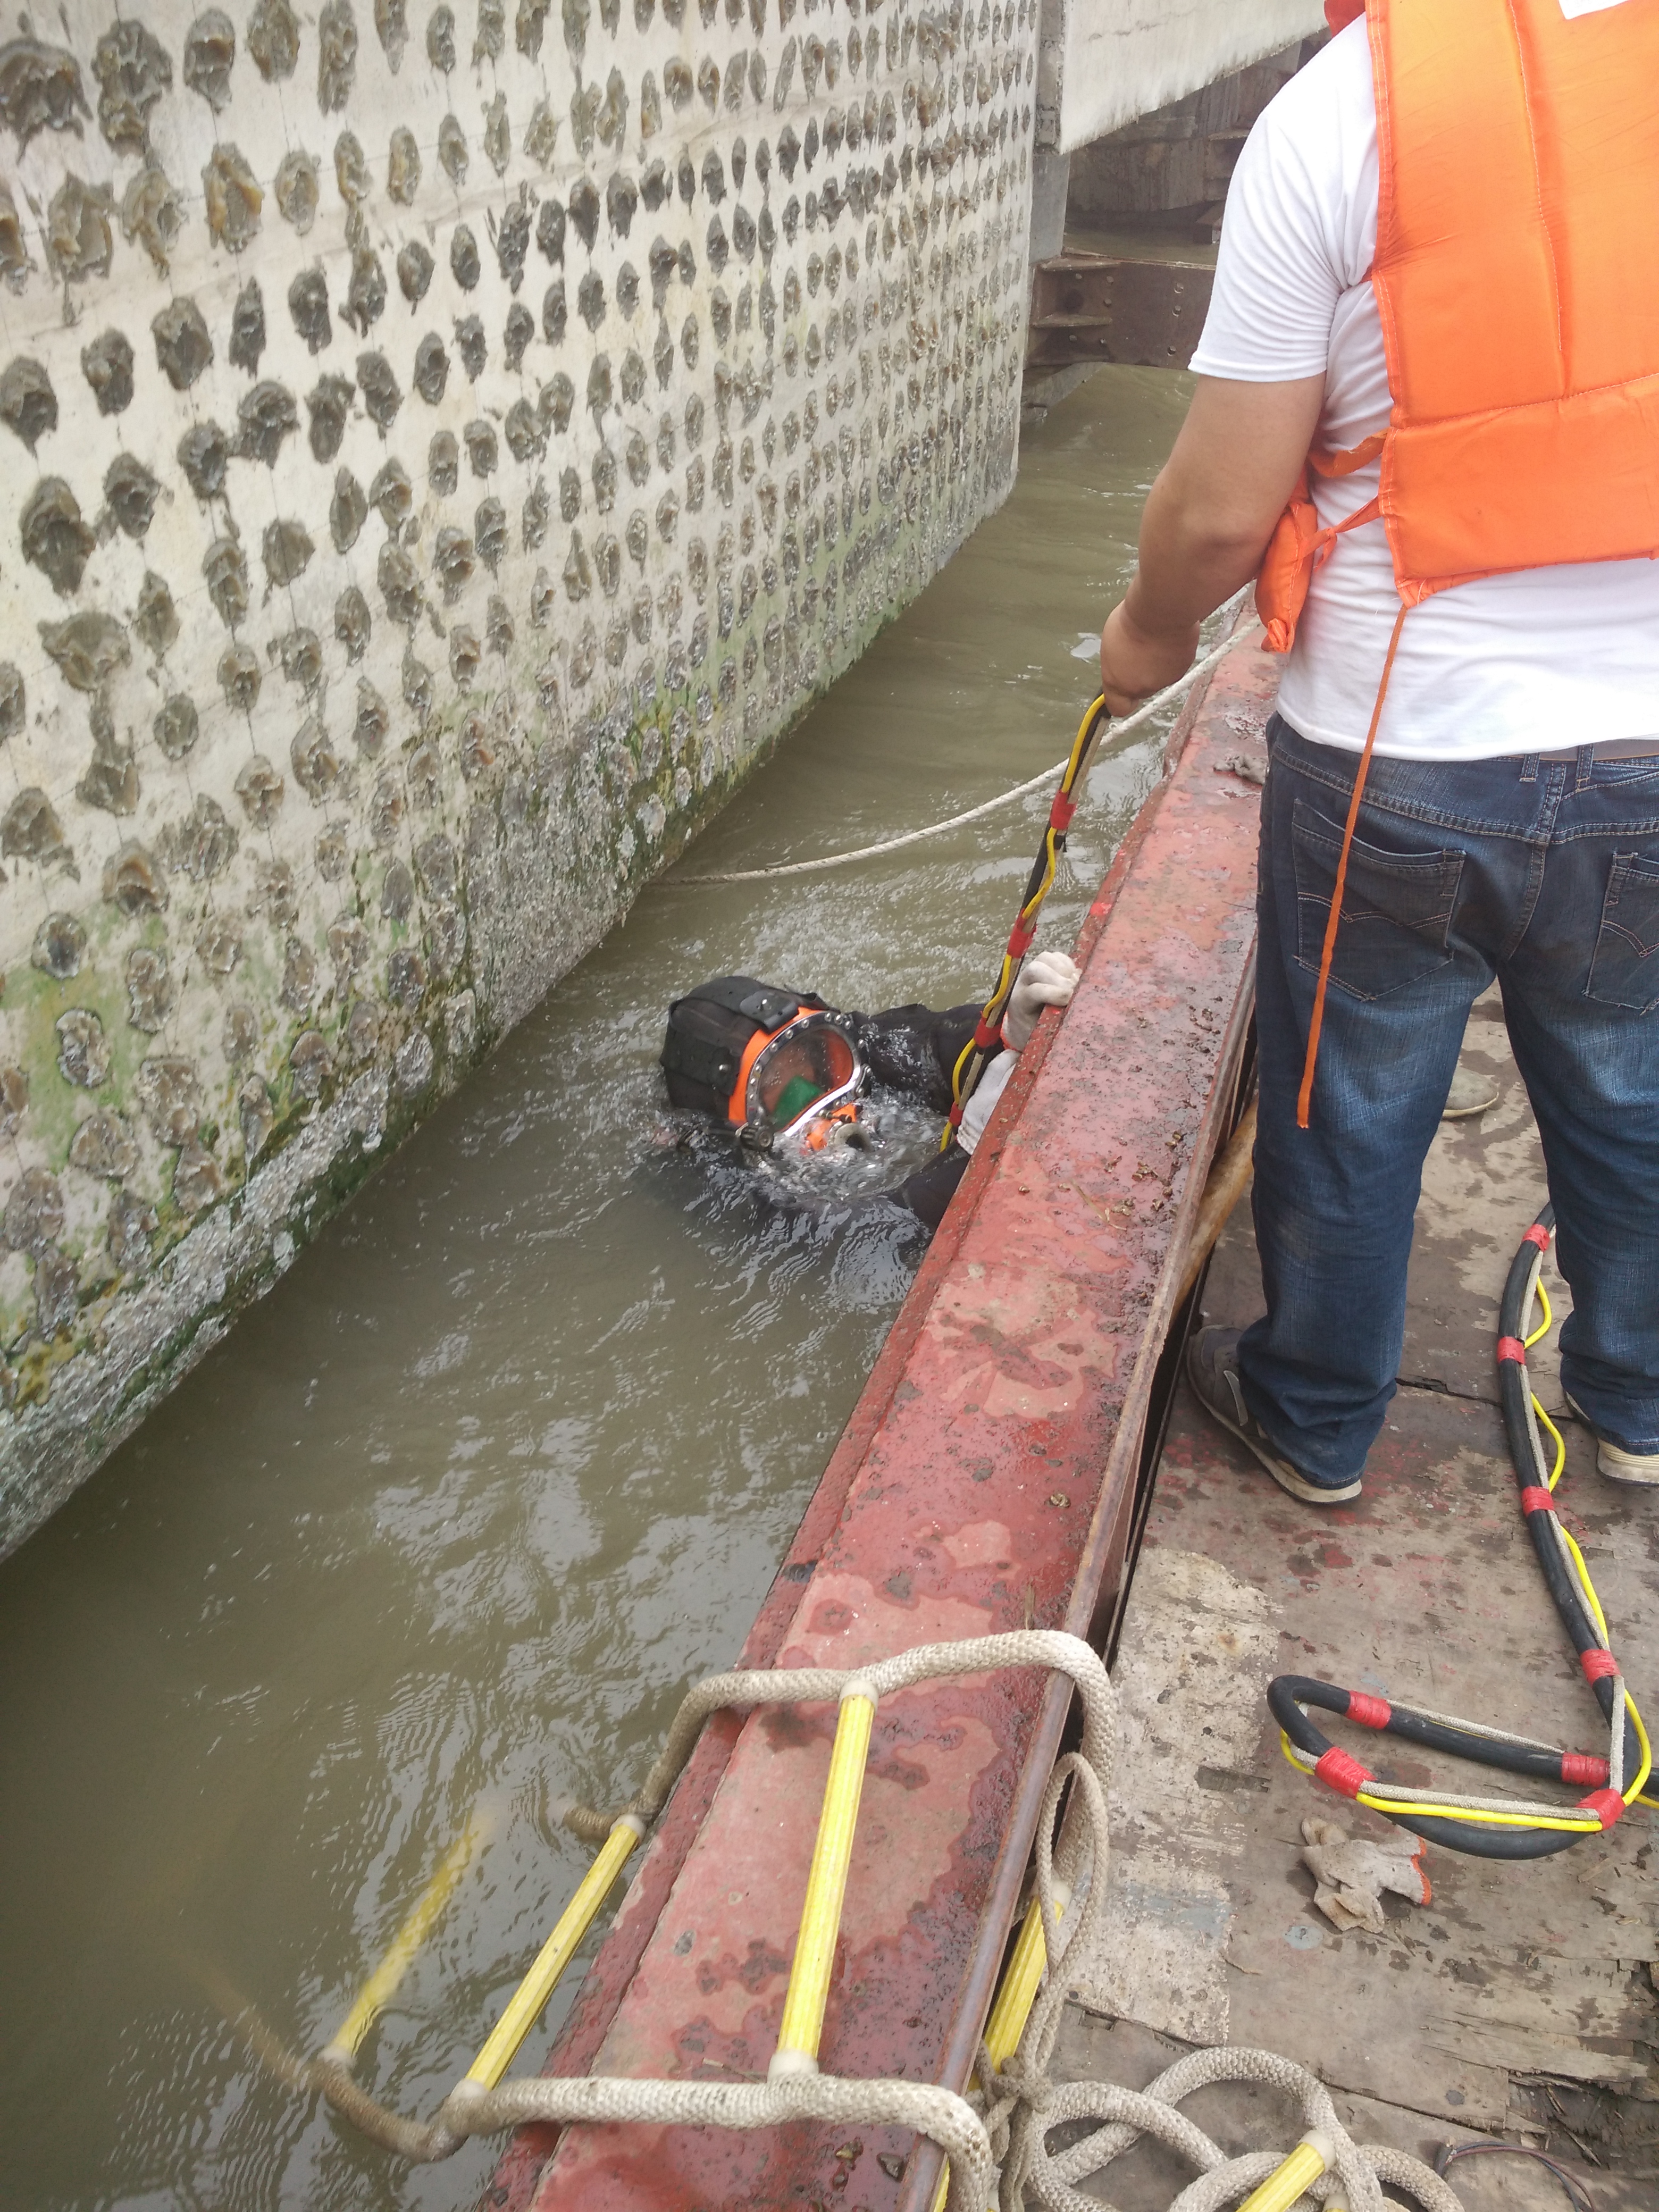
[659,951,1080,1231]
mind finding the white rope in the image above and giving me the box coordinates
[669,609,1259,886]
[438,2073,995,2212]
[1401,1704,1564,1756]
[995,1744,1465,2212]
[1279,1738,1594,1823]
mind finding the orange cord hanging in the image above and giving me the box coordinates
[1295,602,1410,1128]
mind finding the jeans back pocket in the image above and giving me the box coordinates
[1587,851,1659,1013]
[1292,798,1464,1001]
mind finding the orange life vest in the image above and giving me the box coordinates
[1258,0,1659,1120]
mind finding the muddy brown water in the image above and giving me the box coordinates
[0,365,1196,2212]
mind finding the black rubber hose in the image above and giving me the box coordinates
[1266,1205,1633,1862]
[1271,1673,1597,1783]
[1266,1677,1585,1859]
[1498,1207,1640,1788]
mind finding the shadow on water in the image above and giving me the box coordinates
[0,364,1195,2212]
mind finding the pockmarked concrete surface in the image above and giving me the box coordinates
[0,0,1043,1547]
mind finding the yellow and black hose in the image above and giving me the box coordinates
[1270,1208,1653,1858]
[943,694,1111,1146]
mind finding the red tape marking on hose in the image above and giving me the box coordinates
[1581,1648,1618,1684]
[1345,1692,1391,1730]
[1313,1747,1372,1800]
[1519,1486,1554,1516]
[971,1019,1001,1050]
[1007,920,1037,957]
[1048,794,1077,833]
[1523,1224,1552,1251]
[1577,1787,1626,1829]
[1561,1752,1610,1787]
[1496,1336,1527,1364]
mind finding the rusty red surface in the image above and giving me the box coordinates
[486,639,1277,2212]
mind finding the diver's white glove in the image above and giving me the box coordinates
[957,1049,1015,1158]
[1002,949,1079,1051]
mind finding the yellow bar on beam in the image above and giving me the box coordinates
[769,1690,876,2078]
[983,1882,1068,2075]
[322,1813,488,2067]
[465,1815,644,2090]
[1237,2137,1331,2212]
[932,1884,1071,2212]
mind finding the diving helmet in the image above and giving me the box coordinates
[661,977,866,1145]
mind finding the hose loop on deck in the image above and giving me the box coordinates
[1266,1206,1654,1858]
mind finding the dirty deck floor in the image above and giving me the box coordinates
[1054,988,1659,2209]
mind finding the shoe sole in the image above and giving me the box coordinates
[1564,1394,1659,1486]
[1187,1348,1362,1506]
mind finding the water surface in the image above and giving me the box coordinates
[0,364,1195,2212]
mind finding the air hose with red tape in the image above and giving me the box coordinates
[942,693,1110,1149]
[1268,1207,1654,1860]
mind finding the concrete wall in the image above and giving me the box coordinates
[1040,0,1324,156]
[1066,39,1310,236]
[0,0,1041,1553]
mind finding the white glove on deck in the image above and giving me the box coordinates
[1002,949,1080,1052]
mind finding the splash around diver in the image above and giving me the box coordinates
[656,954,1079,1234]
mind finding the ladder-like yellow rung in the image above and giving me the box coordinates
[769,1689,877,2079]
[931,1883,1070,2212]
[1238,2134,1333,2212]
[322,1811,488,2067]
[465,1815,644,2090]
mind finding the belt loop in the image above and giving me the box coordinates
[1518,755,1539,785]
[1576,745,1596,793]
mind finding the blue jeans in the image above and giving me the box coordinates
[1241,717,1659,1488]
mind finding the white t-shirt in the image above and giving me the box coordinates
[1187,21,1659,759]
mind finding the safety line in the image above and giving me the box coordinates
[668,609,1258,886]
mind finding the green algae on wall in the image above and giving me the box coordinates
[0,0,1037,1553]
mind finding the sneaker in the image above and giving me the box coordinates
[1186,1326,1363,1505]
[1442,1065,1499,1119]
[1564,1393,1659,1486]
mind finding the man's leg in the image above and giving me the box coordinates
[1227,723,1497,1489]
[1499,762,1659,1469]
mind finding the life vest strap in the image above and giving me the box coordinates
[1256,430,1385,657]
[1309,433,1385,481]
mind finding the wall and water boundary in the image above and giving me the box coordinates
[0,0,1319,1551]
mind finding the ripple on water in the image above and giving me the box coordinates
[0,364,1200,2212]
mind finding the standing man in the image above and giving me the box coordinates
[1099,0,1659,1504]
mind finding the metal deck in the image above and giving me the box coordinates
[1053,987,1659,2207]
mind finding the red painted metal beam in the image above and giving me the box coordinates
[487,637,1276,2212]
